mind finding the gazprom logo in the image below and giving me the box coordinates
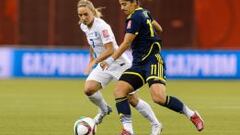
[165,53,237,77]
[22,53,89,76]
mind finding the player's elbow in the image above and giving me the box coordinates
[152,20,163,34]
[158,27,163,33]
[155,29,163,35]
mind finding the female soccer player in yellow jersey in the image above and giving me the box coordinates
[101,0,204,134]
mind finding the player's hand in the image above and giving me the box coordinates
[100,61,109,70]
[100,57,114,70]
[84,60,96,75]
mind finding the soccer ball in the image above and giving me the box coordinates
[74,117,97,135]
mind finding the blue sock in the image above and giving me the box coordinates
[163,96,184,113]
[115,97,133,133]
[115,97,131,115]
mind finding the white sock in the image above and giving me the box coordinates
[88,91,108,112]
[121,115,134,134]
[183,104,195,119]
[135,99,160,126]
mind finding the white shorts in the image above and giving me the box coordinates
[86,62,131,88]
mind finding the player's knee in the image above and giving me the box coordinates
[84,85,98,96]
[114,88,125,98]
[113,84,122,97]
[114,81,131,98]
[152,94,166,105]
[128,94,139,107]
[150,83,167,105]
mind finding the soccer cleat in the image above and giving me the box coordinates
[120,129,133,135]
[190,111,204,131]
[151,123,163,135]
[94,106,112,125]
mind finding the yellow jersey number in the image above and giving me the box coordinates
[146,19,154,37]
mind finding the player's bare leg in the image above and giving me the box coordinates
[84,80,112,125]
[150,83,204,132]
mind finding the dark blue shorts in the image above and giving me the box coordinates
[119,53,166,90]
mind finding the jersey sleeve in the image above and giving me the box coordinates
[126,16,141,35]
[99,24,114,45]
[147,10,153,22]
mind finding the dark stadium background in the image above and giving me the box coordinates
[1,1,240,135]
[1,0,240,49]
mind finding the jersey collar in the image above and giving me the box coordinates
[127,7,143,19]
[87,17,97,30]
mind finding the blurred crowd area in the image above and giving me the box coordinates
[0,0,240,49]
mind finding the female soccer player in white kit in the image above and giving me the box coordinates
[77,0,161,134]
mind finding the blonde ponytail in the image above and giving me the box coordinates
[77,0,103,18]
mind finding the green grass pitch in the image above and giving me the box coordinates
[0,79,240,135]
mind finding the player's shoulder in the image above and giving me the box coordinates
[94,18,110,29]
[128,8,148,20]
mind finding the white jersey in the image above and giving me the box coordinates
[80,17,132,87]
[80,17,130,65]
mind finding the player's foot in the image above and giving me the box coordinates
[120,129,133,135]
[94,106,112,125]
[190,111,204,131]
[151,123,163,135]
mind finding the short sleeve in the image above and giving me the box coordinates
[147,10,153,22]
[126,17,141,35]
[99,24,114,44]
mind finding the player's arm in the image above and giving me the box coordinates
[84,46,95,74]
[152,20,163,35]
[95,42,114,64]
[84,43,113,74]
[112,33,135,60]
[89,46,95,62]
[100,33,136,69]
